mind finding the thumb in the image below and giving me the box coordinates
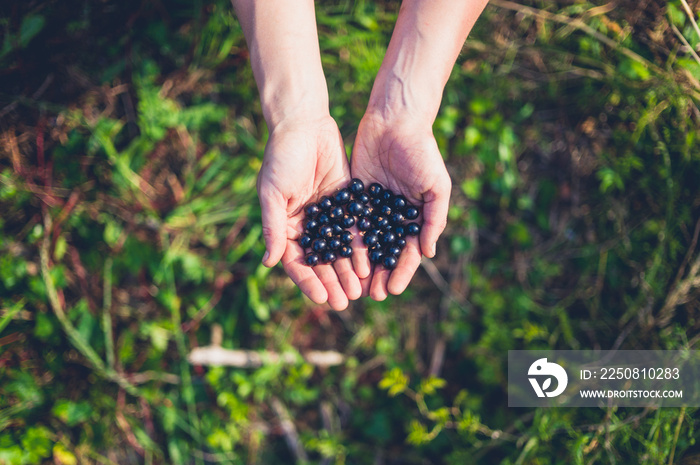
[259,190,289,267]
[419,182,450,259]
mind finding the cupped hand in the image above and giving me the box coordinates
[257,114,369,310]
[351,112,451,301]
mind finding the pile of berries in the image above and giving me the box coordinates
[299,179,421,269]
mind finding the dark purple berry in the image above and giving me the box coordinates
[380,231,397,245]
[322,250,337,263]
[375,216,390,229]
[381,190,394,203]
[319,225,334,238]
[406,223,421,236]
[387,245,401,257]
[368,183,383,198]
[305,218,320,233]
[341,215,356,228]
[404,207,419,220]
[380,204,392,217]
[312,238,328,252]
[392,196,407,211]
[390,212,405,224]
[332,223,344,235]
[305,204,320,217]
[396,238,407,249]
[334,188,352,205]
[317,213,330,225]
[299,234,312,248]
[394,225,406,238]
[319,196,333,211]
[349,178,365,195]
[348,201,364,216]
[382,254,398,269]
[329,237,342,250]
[361,206,372,217]
[340,230,354,244]
[339,246,353,258]
[358,217,372,231]
[357,192,370,205]
[305,253,320,266]
[370,197,383,208]
[369,249,384,264]
[329,206,344,219]
[363,233,379,248]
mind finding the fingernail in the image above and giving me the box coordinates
[431,243,437,256]
[262,250,270,263]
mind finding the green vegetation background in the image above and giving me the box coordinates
[1,0,700,463]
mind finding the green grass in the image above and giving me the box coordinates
[1,0,699,463]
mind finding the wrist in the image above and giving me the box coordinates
[260,77,330,131]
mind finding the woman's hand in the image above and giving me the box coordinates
[351,112,451,301]
[258,114,368,310]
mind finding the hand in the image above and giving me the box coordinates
[351,112,451,300]
[257,114,367,310]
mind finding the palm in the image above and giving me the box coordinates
[351,115,451,300]
[257,116,365,310]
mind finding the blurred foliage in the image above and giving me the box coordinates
[1,0,700,463]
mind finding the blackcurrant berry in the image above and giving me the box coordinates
[322,250,337,263]
[370,197,383,208]
[404,207,419,220]
[375,216,390,229]
[392,195,407,211]
[382,254,398,269]
[396,238,407,249]
[340,230,354,244]
[394,225,406,238]
[299,234,312,248]
[328,237,342,250]
[311,238,327,253]
[305,218,319,233]
[369,249,384,264]
[317,213,330,225]
[387,245,401,257]
[380,231,397,245]
[347,201,364,216]
[341,215,356,228]
[319,225,334,238]
[363,233,379,248]
[339,245,353,258]
[305,203,320,217]
[368,183,383,198]
[332,223,344,235]
[406,223,421,236]
[358,217,372,231]
[390,212,405,224]
[319,196,333,211]
[334,188,352,205]
[380,204,392,217]
[357,192,370,205]
[381,190,394,203]
[329,206,344,219]
[305,253,320,266]
[361,206,372,217]
[349,178,365,195]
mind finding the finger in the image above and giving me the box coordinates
[387,237,421,295]
[282,242,328,304]
[420,183,451,258]
[259,189,289,267]
[369,264,391,302]
[350,228,371,279]
[314,264,350,311]
[359,272,373,298]
[333,256,362,302]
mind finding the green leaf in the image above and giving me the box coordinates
[19,15,45,47]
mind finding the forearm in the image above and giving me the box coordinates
[368,0,489,125]
[231,0,329,129]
